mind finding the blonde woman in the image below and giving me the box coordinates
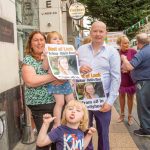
[83,83,99,99]
[36,100,96,149]
[117,35,137,125]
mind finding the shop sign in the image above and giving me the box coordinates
[69,3,85,20]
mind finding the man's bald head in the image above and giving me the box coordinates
[90,21,107,32]
[89,21,107,45]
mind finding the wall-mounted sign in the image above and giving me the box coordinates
[0,18,14,43]
[39,0,60,32]
[69,3,85,20]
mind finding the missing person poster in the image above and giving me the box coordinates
[45,44,80,79]
[76,74,106,111]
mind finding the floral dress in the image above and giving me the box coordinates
[23,55,55,105]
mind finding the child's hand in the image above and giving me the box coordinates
[87,127,96,135]
[75,51,79,56]
[48,69,52,74]
[43,114,56,125]
[52,79,68,86]
[43,48,49,56]
[41,48,48,61]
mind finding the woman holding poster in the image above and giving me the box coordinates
[22,31,62,150]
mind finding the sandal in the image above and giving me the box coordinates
[128,115,133,126]
[117,113,125,123]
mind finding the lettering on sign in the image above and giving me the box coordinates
[46,0,51,8]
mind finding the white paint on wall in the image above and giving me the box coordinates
[39,0,62,32]
[0,0,19,93]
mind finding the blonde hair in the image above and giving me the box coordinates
[116,35,129,46]
[61,100,89,132]
[57,56,68,74]
[83,83,95,99]
[82,36,92,44]
[46,31,64,44]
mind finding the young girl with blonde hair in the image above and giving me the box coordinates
[36,100,96,149]
[42,31,74,128]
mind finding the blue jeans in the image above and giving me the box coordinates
[86,110,111,150]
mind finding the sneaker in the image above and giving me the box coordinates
[134,129,150,137]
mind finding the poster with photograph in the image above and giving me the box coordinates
[76,76,106,111]
[45,44,81,79]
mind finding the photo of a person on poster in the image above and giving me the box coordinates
[46,44,81,80]
[76,81,105,101]
[57,56,74,75]
[48,55,79,76]
[75,79,106,111]
[83,83,99,100]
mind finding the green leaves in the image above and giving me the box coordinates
[78,0,150,38]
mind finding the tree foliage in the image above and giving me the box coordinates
[78,0,150,35]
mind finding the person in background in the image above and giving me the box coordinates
[82,36,92,45]
[42,31,75,129]
[121,33,150,137]
[36,100,96,149]
[116,35,137,125]
[22,31,65,150]
[78,21,121,150]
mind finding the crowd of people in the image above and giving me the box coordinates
[21,21,150,150]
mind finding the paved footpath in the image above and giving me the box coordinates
[114,98,150,150]
[13,106,139,150]
[92,106,138,150]
[109,106,138,150]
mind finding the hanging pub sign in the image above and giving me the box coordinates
[69,2,85,20]
[0,17,14,43]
